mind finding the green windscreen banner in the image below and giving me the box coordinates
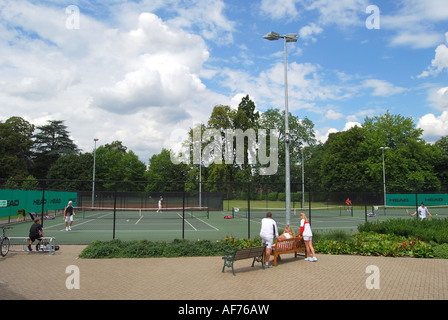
[0,189,77,218]
[386,194,448,207]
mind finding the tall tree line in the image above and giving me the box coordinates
[1,96,447,193]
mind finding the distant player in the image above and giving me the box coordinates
[64,200,75,231]
[411,202,432,220]
[157,196,163,213]
[345,197,352,212]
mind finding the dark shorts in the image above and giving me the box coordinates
[30,235,42,242]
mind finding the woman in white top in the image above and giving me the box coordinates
[299,212,317,262]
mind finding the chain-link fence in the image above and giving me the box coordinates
[1,179,447,244]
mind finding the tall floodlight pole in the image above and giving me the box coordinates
[380,147,390,209]
[263,31,298,225]
[301,146,305,209]
[92,138,99,209]
[195,139,202,209]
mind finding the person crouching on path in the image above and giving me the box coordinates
[259,212,279,268]
[28,217,44,251]
[299,212,317,262]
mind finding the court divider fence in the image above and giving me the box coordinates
[1,179,447,244]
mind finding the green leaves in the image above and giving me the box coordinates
[314,232,433,258]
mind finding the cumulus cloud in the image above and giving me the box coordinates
[91,13,208,115]
[418,111,448,142]
[325,109,344,120]
[299,23,323,42]
[362,79,406,97]
[381,0,448,49]
[0,1,220,160]
[418,32,448,78]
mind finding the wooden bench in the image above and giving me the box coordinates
[222,246,266,276]
[271,236,305,266]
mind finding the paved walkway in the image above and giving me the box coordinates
[1,245,447,300]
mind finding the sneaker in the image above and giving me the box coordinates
[36,244,40,251]
[65,227,68,231]
[265,263,273,268]
[311,257,317,262]
[68,226,71,231]
[304,257,310,261]
[28,244,32,251]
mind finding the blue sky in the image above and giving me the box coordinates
[0,0,447,162]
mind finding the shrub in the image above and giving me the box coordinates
[267,192,278,201]
[431,243,448,259]
[79,240,123,259]
[358,218,448,244]
[315,232,433,258]
[79,238,239,259]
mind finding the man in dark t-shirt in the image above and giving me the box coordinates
[28,218,44,251]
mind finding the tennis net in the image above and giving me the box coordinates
[75,206,209,220]
[371,205,448,217]
[232,206,351,220]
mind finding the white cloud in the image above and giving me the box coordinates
[418,111,448,142]
[343,121,362,131]
[381,0,448,49]
[299,23,323,42]
[427,86,448,110]
[166,0,236,45]
[418,32,448,78]
[0,2,219,160]
[259,0,300,21]
[362,79,406,97]
[325,109,344,120]
[315,127,338,143]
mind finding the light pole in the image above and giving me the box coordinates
[380,147,390,209]
[301,145,306,210]
[92,138,99,209]
[195,140,202,209]
[263,31,298,225]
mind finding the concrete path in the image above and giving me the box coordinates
[1,245,447,300]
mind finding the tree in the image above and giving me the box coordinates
[32,120,79,178]
[46,153,94,190]
[94,143,146,191]
[0,117,35,179]
[434,136,448,184]
[315,112,442,193]
[145,149,189,192]
[361,112,440,191]
[258,108,316,190]
[318,125,367,191]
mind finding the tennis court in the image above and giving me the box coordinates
[4,202,448,245]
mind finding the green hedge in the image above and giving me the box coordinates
[314,232,433,258]
[358,218,448,244]
[79,237,263,259]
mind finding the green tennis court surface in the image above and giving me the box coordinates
[4,205,446,245]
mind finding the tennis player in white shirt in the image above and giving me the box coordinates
[259,212,279,268]
[411,202,432,220]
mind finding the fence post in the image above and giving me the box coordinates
[112,184,117,240]
[247,182,251,239]
[41,187,46,226]
[182,182,186,239]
